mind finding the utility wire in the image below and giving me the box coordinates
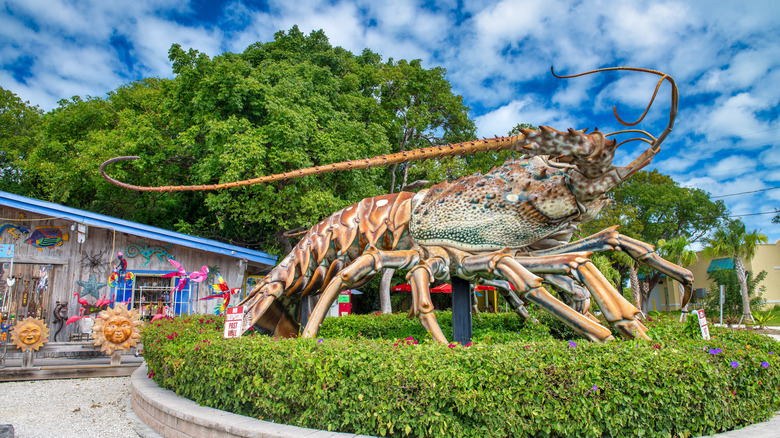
[711,186,780,198]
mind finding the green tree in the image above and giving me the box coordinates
[580,170,727,314]
[704,268,766,319]
[0,88,43,194]
[703,219,768,321]
[2,27,477,306]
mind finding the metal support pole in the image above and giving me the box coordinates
[719,285,725,325]
[110,350,122,365]
[300,295,310,331]
[451,276,472,345]
[22,349,34,368]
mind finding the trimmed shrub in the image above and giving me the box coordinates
[142,313,780,438]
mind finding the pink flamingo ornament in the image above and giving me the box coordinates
[73,292,89,307]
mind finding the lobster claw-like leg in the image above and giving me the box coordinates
[512,252,649,340]
[301,247,424,339]
[457,251,616,342]
[532,226,694,308]
[479,279,535,321]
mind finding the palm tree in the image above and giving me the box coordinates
[611,251,644,315]
[657,236,698,320]
[703,219,767,323]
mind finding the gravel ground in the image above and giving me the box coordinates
[0,377,141,438]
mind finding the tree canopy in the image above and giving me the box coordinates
[2,27,475,255]
[580,169,728,312]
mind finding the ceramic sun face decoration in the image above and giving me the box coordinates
[92,304,142,355]
[11,317,49,351]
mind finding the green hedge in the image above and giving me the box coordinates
[142,314,780,438]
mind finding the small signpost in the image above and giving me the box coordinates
[224,306,245,339]
[338,291,352,316]
[695,309,710,340]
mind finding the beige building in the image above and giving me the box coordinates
[652,239,780,312]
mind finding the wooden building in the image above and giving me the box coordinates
[0,190,277,342]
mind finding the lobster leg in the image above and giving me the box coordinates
[511,253,648,339]
[301,247,424,339]
[458,251,616,342]
[531,226,694,307]
[542,274,602,323]
[479,279,534,321]
[407,263,448,343]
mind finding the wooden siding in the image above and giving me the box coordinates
[0,205,270,342]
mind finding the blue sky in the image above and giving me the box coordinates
[2,0,779,246]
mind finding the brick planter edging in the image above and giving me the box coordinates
[130,361,780,438]
[131,362,374,438]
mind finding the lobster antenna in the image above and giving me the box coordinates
[550,66,677,150]
[101,67,677,192]
[100,137,524,192]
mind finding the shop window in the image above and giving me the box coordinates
[113,273,199,319]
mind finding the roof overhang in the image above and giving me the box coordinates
[0,191,278,267]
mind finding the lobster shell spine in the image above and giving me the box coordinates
[241,192,416,307]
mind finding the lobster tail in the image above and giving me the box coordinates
[251,299,299,338]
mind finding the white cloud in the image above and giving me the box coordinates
[2,0,780,244]
[474,96,576,138]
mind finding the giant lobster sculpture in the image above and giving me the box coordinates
[101,67,693,343]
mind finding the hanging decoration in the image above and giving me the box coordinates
[51,301,68,341]
[25,225,69,250]
[77,273,107,300]
[162,259,208,301]
[108,251,127,287]
[201,275,241,315]
[0,220,30,241]
[0,317,11,342]
[125,242,173,266]
[10,317,49,351]
[91,304,142,355]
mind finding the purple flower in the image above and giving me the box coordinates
[317,339,324,343]
[761,361,769,368]
[770,352,775,355]
[568,341,577,348]
[708,348,722,355]
[730,361,740,368]
[590,384,598,392]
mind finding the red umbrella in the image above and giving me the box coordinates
[390,283,412,292]
[430,284,452,293]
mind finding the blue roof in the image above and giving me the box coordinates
[707,258,734,273]
[0,191,277,266]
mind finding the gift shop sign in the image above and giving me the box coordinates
[223,306,245,339]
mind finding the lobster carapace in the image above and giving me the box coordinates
[101,67,693,342]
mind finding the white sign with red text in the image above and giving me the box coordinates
[223,306,245,339]
[696,309,710,340]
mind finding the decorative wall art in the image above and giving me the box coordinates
[51,301,68,341]
[125,242,173,266]
[10,317,49,351]
[80,249,109,275]
[25,225,69,250]
[91,304,142,355]
[0,221,30,241]
[77,273,107,300]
